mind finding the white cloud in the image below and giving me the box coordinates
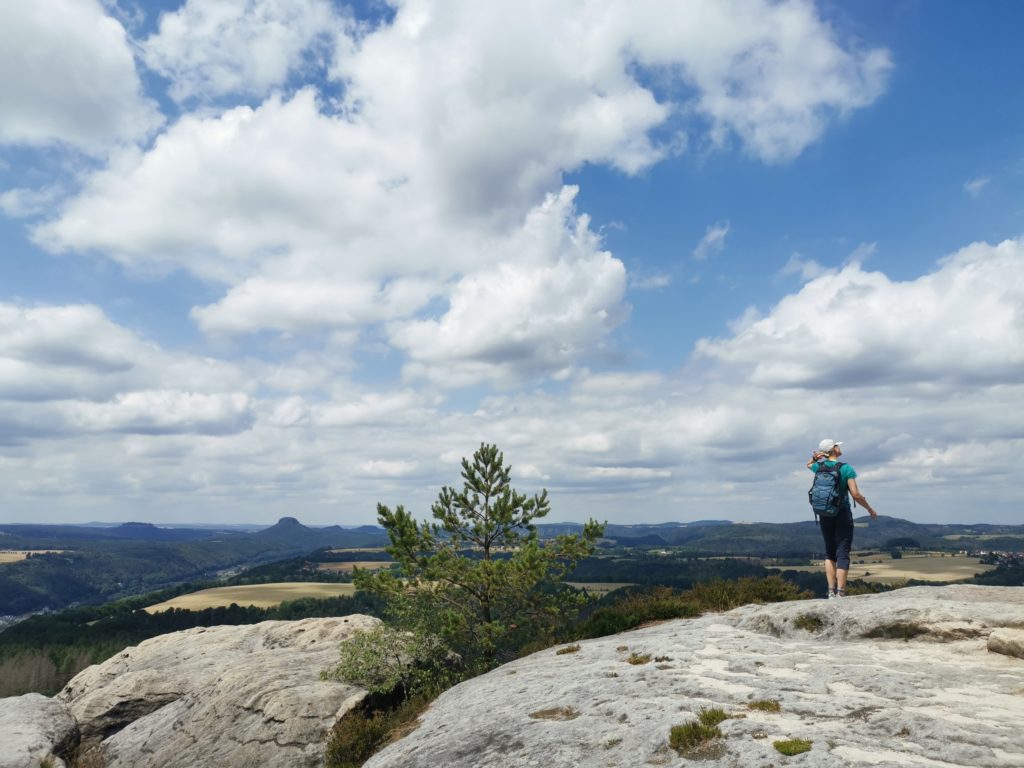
[36,0,888,384]
[780,253,828,282]
[629,272,672,290]
[0,186,62,219]
[964,175,991,198]
[62,391,253,435]
[0,0,162,152]
[2,233,1022,523]
[0,302,253,436]
[692,221,730,260]
[142,0,340,102]
[356,459,419,477]
[389,188,629,386]
[697,237,1024,389]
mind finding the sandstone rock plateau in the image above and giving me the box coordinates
[4,587,1023,768]
[365,585,1024,768]
[2,614,378,768]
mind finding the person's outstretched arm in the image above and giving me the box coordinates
[847,478,877,518]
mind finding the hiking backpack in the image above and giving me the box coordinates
[808,461,850,521]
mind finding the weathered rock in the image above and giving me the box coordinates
[989,627,1024,660]
[0,692,79,768]
[58,615,379,768]
[364,586,1024,768]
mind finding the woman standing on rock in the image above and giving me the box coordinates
[807,439,878,598]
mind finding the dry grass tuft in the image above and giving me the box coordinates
[528,706,580,721]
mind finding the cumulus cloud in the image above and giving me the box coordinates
[62,391,253,435]
[5,1,954,523]
[0,186,62,219]
[34,0,889,386]
[0,0,162,152]
[390,189,629,386]
[0,302,253,436]
[142,0,340,102]
[697,237,1024,389]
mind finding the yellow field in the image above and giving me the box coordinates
[0,550,64,564]
[317,561,393,573]
[770,553,995,584]
[565,582,635,596]
[326,547,387,553]
[144,582,357,613]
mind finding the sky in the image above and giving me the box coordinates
[1,0,1022,527]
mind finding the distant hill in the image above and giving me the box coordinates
[0,518,389,618]
[3,515,1020,619]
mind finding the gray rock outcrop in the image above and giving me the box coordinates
[364,585,1024,768]
[57,614,379,768]
[0,692,78,768]
[989,627,1024,660]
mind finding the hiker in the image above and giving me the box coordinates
[807,439,877,598]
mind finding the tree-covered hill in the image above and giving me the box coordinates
[0,518,389,616]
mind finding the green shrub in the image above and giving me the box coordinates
[324,693,430,768]
[747,698,781,712]
[686,576,812,612]
[697,707,728,727]
[669,720,722,754]
[555,643,581,655]
[575,576,811,641]
[773,738,812,755]
[320,625,453,698]
[627,652,652,665]
[576,587,700,638]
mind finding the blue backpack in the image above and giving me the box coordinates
[808,461,850,521]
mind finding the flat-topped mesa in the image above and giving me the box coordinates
[365,586,1024,768]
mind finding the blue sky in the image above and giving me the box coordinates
[1,0,1022,526]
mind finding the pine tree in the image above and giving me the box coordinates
[354,443,604,670]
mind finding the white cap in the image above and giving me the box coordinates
[818,439,843,453]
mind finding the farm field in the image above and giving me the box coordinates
[770,553,995,584]
[144,582,357,612]
[0,550,64,564]
[317,561,393,573]
[565,582,635,596]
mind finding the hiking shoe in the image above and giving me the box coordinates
[836,589,846,598]
[827,589,837,600]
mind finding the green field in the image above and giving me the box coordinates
[770,553,995,584]
[145,582,358,612]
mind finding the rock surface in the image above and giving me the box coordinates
[0,692,79,768]
[57,614,379,768]
[989,628,1024,660]
[365,585,1024,768]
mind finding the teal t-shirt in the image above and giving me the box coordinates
[809,461,857,495]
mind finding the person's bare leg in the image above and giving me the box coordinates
[824,560,837,594]
[836,568,848,593]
